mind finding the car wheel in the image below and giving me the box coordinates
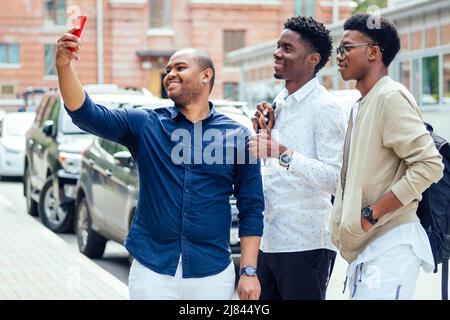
[38,177,74,233]
[24,166,38,216]
[75,196,106,259]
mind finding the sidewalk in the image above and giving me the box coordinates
[0,195,128,300]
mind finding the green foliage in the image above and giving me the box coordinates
[353,0,388,14]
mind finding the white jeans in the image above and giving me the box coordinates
[348,244,421,300]
[128,259,235,300]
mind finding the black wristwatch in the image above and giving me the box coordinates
[239,265,257,277]
[361,206,378,225]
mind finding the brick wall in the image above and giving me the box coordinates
[0,0,354,99]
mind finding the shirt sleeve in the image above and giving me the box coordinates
[382,90,444,205]
[65,92,150,154]
[233,129,264,237]
[287,101,346,195]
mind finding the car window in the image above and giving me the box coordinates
[49,99,60,122]
[115,143,128,153]
[34,96,50,126]
[39,97,56,127]
[35,96,49,124]
[99,138,117,155]
[60,108,85,134]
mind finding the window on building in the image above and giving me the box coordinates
[44,0,67,25]
[399,60,410,92]
[443,54,450,106]
[224,83,239,101]
[224,30,245,54]
[0,84,15,98]
[0,44,20,64]
[150,0,171,29]
[412,58,421,104]
[44,44,57,76]
[442,24,450,45]
[422,56,439,106]
[224,30,245,66]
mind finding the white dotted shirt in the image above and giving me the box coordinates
[261,77,346,253]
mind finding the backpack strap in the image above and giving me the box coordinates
[443,258,449,300]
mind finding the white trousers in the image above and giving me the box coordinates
[128,259,235,300]
[348,244,421,300]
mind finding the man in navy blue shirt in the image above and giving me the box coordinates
[56,27,264,300]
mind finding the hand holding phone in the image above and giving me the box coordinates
[69,15,87,53]
[252,102,276,133]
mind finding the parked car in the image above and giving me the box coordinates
[0,112,35,179]
[74,100,250,260]
[330,89,361,121]
[23,87,169,233]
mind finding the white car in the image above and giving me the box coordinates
[0,112,36,178]
[330,89,361,122]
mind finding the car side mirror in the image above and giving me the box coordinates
[42,120,55,137]
[113,150,133,168]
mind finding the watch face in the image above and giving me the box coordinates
[240,266,257,276]
[244,266,256,276]
[362,207,372,218]
[280,153,291,165]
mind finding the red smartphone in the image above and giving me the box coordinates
[69,15,87,53]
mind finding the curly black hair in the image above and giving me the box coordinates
[284,16,332,74]
[343,14,400,67]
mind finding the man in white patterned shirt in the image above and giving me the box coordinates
[249,16,346,300]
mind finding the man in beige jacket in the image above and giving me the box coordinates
[333,13,444,299]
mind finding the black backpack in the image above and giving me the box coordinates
[417,122,450,300]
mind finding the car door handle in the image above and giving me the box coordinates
[87,159,95,166]
[105,169,112,177]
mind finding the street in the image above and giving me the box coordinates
[0,177,131,284]
[0,178,444,300]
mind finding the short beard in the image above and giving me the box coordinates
[170,90,201,107]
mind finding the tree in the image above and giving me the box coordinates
[353,0,388,14]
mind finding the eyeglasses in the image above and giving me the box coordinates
[336,42,383,57]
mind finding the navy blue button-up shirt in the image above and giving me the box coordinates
[67,93,264,278]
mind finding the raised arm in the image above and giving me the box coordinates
[56,26,85,111]
[55,27,151,154]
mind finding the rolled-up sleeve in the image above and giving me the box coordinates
[382,91,444,205]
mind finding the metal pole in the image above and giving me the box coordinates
[97,0,104,84]
[333,0,339,24]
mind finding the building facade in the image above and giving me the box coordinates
[0,0,357,102]
[228,0,450,114]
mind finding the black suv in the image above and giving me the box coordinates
[24,87,169,233]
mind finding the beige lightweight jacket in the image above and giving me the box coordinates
[331,76,444,263]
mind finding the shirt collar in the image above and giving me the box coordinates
[290,77,319,103]
[170,101,216,121]
[274,77,319,105]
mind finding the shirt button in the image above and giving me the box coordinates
[185,189,190,193]
[183,212,187,216]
